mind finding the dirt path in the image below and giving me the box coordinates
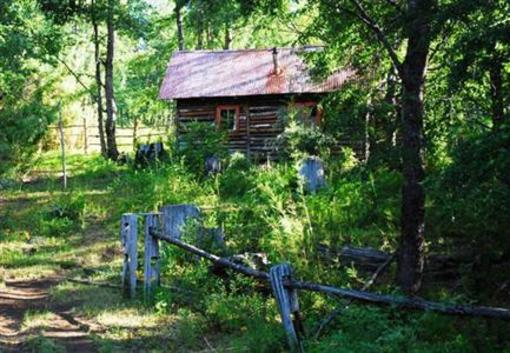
[0,278,97,353]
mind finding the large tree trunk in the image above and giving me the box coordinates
[104,0,119,161]
[175,2,184,51]
[92,0,106,157]
[489,56,504,130]
[396,0,432,295]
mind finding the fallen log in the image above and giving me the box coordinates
[151,230,510,321]
[317,243,474,279]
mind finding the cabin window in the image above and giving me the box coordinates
[216,105,240,131]
[293,102,322,127]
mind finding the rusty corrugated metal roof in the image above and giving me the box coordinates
[159,47,355,99]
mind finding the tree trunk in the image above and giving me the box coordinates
[104,0,119,161]
[92,0,106,157]
[383,69,399,149]
[224,24,232,50]
[197,28,204,49]
[364,97,372,162]
[489,56,504,130]
[396,0,432,295]
[196,11,204,49]
[175,3,184,51]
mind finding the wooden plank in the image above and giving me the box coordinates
[270,264,304,353]
[161,204,201,240]
[150,233,510,321]
[120,213,138,299]
[144,213,160,300]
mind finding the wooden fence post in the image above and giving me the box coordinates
[269,263,305,353]
[161,204,200,239]
[144,213,160,299]
[83,118,88,154]
[58,101,67,189]
[120,213,138,299]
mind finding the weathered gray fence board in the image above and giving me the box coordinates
[270,264,304,353]
[121,205,510,353]
[161,204,200,240]
[120,213,138,298]
[144,213,160,299]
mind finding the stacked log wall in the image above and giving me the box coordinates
[175,95,364,161]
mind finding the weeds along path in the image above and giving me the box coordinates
[0,278,97,353]
[0,155,113,352]
[0,153,204,353]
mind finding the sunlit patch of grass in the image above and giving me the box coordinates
[96,308,164,329]
[22,310,58,332]
[0,235,76,280]
[1,265,60,281]
[90,312,186,353]
[49,282,191,353]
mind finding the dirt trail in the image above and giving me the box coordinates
[0,278,97,353]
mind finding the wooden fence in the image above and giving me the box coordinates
[120,204,510,352]
[48,119,169,154]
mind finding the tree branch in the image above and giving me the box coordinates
[346,0,403,75]
[313,252,396,338]
[57,57,91,94]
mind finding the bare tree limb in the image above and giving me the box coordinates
[313,252,396,338]
[57,57,91,94]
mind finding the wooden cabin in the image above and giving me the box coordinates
[159,46,355,160]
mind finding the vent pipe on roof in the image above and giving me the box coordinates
[272,47,280,75]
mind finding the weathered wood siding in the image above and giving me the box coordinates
[176,95,293,160]
[175,94,364,160]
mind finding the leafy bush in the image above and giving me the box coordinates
[273,123,335,160]
[306,307,483,353]
[217,153,255,199]
[39,192,86,236]
[426,127,510,294]
[176,122,228,176]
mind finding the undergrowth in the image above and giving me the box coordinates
[1,148,509,352]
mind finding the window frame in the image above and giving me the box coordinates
[215,105,241,131]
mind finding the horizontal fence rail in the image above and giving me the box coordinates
[120,205,510,353]
[47,121,169,153]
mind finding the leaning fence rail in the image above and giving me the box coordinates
[120,205,510,353]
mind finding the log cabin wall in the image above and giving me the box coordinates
[175,94,364,161]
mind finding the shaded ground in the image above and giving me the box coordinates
[0,153,226,353]
[0,278,97,353]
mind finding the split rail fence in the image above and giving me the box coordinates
[48,120,168,154]
[120,204,510,353]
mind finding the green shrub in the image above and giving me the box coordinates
[39,192,86,236]
[274,123,335,160]
[176,122,228,176]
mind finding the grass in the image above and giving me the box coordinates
[1,151,509,353]
[0,152,248,352]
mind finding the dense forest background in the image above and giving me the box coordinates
[1,0,510,352]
